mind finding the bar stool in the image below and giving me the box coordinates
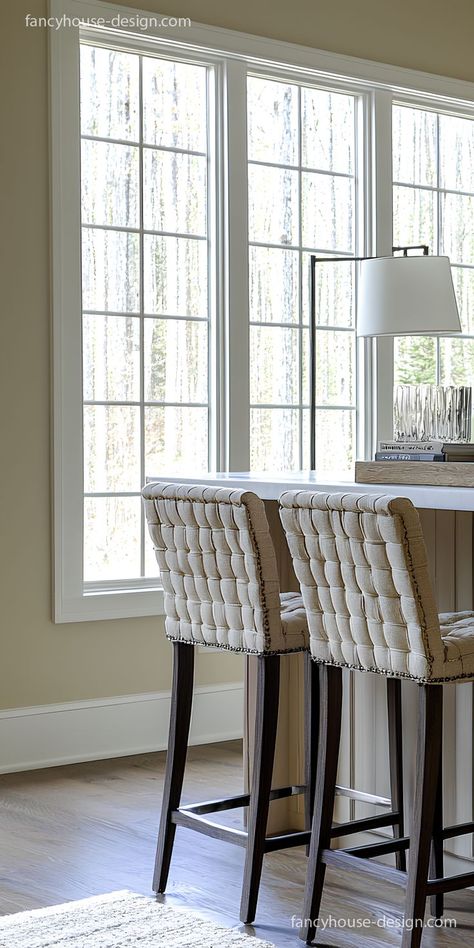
[280,489,474,948]
[142,482,313,924]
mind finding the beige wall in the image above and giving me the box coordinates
[114,0,474,83]
[1,0,474,710]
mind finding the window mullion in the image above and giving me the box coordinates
[138,55,146,578]
[297,84,304,469]
[208,62,223,471]
[436,113,442,385]
[355,93,369,462]
[372,89,395,446]
[224,59,250,470]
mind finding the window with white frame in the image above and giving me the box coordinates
[247,77,359,476]
[80,44,214,583]
[51,1,474,620]
[78,46,362,589]
[393,103,474,411]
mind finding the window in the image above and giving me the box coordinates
[80,45,214,584]
[393,103,474,413]
[247,77,359,476]
[51,0,474,620]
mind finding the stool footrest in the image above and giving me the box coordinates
[172,785,308,854]
[343,836,409,859]
[174,807,313,853]
[178,784,305,817]
[321,847,407,888]
[332,811,401,838]
[173,788,402,855]
[427,870,474,895]
[335,784,391,808]
[441,819,474,840]
[264,831,310,853]
[172,808,248,846]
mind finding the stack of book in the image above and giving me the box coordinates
[375,441,474,462]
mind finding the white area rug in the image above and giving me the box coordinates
[0,890,276,947]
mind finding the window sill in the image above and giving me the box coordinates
[55,586,165,623]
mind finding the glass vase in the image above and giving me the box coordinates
[393,385,472,442]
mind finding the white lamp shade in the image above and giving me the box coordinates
[356,255,461,336]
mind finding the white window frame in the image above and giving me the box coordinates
[50,0,474,622]
[78,41,223,597]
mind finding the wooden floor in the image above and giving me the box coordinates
[0,741,472,946]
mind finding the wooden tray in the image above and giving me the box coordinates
[355,460,474,487]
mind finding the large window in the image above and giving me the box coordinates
[393,104,474,403]
[247,77,358,476]
[80,45,213,583]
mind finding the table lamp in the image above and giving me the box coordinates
[309,246,462,468]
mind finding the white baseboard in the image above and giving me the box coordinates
[0,682,244,775]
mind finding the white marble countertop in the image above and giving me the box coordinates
[147,470,474,511]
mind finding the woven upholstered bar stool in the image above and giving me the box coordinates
[142,482,314,924]
[280,489,474,948]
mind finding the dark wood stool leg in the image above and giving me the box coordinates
[402,684,443,948]
[300,665,343,945]
[429,736,444,919]
[387,677,406,871]
[153,641,195,894]
[304,652,319,856]
[240,654,280,925]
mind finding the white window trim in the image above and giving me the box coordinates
[50,0,474,622]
